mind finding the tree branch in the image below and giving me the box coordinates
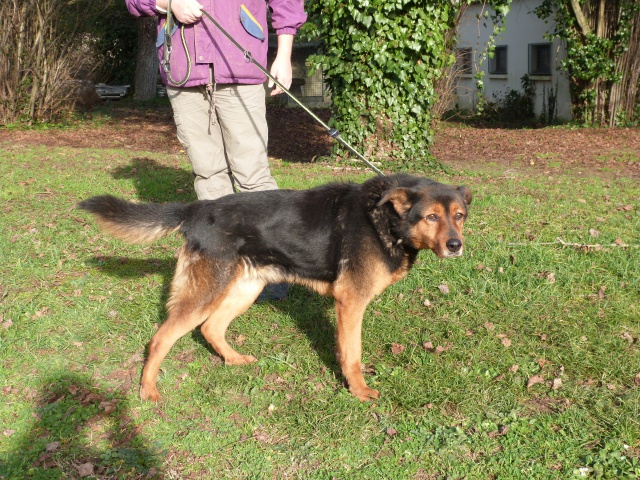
[507,237,639,250]
[569,0,591,36]
[596,0,605,38]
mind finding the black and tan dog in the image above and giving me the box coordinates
[79,174,472,402]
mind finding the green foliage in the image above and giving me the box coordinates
[481,74,536,124]
[308,0,511,168]
[92,2,139,84]
[308,0,451,167]
[577,442,640,479]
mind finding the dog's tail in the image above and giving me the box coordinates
[78,195,190,244]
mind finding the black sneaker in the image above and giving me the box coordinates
[256,283,290,302]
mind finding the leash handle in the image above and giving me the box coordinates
[199,9,385,177]
[165,0,174,36]
[162,0,191,86]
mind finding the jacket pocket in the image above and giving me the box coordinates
[239,1,267,41]
[240,4,265,41]
[173,114,191,150]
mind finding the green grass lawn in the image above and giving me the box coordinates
[1,133,639,478]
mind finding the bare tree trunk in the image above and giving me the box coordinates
[565,0,640,126]
[569,0,591,35]
[610,10,640,126]
[430,3,469,122]
[12,2,28,116]
[595,0,605,38]
[134,16,159,101]
[29,0,46,124]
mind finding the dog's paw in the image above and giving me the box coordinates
[140,385,162,403]
[224,354,258,366]
[351,386,380,401]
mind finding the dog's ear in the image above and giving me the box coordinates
[457,186,472,206]
[377,188,414,216]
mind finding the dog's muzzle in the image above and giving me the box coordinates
[441,238,464,257]
[446,238,462,253]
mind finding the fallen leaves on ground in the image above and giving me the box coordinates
[423,341,453,354]
[431,124,640,178]
[527,375,545,388]
[2,105,639,178]
[76,462,94,477]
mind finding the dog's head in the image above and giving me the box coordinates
[377,180,472,258]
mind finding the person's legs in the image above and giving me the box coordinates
[215,84,288,300]
[167,86,235,200]
[169,84,287,299]
[214,84,278,193]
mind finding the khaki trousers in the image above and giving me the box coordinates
[167,83,278,200]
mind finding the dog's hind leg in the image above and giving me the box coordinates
[140,247,223,402]
[200,274,265,366]
[334,288,380,401]
[140,305,211,402]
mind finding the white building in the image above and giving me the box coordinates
[455,0,572,121]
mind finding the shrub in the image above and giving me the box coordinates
[308,0,511,167]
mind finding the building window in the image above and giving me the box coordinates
[456,47,472,75]
[489,45,508,74]
[529,43,552,75]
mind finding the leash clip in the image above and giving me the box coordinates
[162,43,172,73]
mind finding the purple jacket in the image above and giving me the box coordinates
[126,0,306,87]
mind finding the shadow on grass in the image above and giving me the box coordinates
[189,287,342,382]
[191,286,342,380]
[89,256,174,334]
[269,287,341,378]
[111,157,195,203]
[0,371,162,479]
[88,258,343,382]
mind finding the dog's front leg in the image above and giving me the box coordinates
[334,293,380,401]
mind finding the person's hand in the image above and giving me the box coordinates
[172,0,203,23]
[157,0,203,24]
[269,56,293,96]
[269,34,294,96]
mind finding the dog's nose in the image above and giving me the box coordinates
[446,239,462,253]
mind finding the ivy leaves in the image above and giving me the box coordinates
[308,0,512,167]
[308,0,459,166]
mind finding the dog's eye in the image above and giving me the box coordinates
[454,212,464,221]
[426,214,439,221]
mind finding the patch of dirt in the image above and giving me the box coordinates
[432,123,640,177]
[2,105,182,155]
[522,396,571,416]
[1,103,639,177]
[0,103,334,164]
[266,104,333,162]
